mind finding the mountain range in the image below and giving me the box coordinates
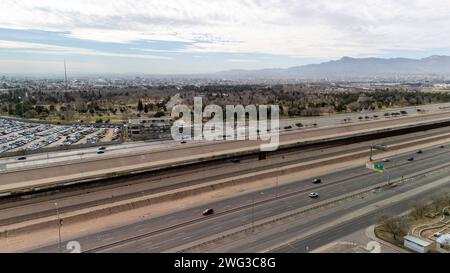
[215,55,450,80]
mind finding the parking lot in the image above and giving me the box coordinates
[0,119,122,154]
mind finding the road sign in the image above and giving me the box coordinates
[366,161,384,172]
[371,144,388,151]
[369,144,389,161]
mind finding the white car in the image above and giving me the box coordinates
[382,158,390,162]
[309,192,320,198]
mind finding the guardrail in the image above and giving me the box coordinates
[173,162,450,253]
[3,116,450,197]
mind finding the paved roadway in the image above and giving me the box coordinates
[279,102,450,128]
[2,102,450,171]
[2,111,450,191]
[2,125,450,226]
[28,140,450,253]
[270,179,449,253]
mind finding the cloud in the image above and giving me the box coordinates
[227,59,258,63]
[0,60,109,74]
[0,40,173,59]
[0,0,450,59]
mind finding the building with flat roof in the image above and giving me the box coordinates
[403,235,434,253]
[127,117,173,141]
[436,234,450,252]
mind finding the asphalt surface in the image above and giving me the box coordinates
[3,125,450,226]
[3,102,449,168]
[271,179,450,253]
[2,110,450,188]
[28,138,450,253]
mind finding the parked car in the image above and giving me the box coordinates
[408,157,414,161]
[98,146,106,151]
[202,208,214,216]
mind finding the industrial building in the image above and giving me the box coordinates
[127,117,174,141]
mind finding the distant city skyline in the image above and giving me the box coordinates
[1,0,450,75]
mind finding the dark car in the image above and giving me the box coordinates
[441,146,445,149]
[181,141,187,144]
[417,150,423,154]
[97,150,105,155]
[98,146,106,151]
[202,208,214,216]
[312,178,322,184]
[17,156,27,161]
[408,157,414,161]
[231,158,241,163]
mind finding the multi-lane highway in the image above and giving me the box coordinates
[2,110,450,196]
[2,106,450,253]
[1,125,449,227]
[15,127,450,253]
[2,104,449,169]
[3,102,448,170]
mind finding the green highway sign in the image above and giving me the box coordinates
[366,162,385,172]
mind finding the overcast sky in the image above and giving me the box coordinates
[1,0,450,75]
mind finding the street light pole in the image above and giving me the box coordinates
[370,144,388,162]
[385,168,391,185]
[276,168,279,199]
[251,193,255,233]
[54,202,62,253]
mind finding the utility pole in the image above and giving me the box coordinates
[251,193,255,233]
[385,168,391,185]
[275,167,279,199]
[370,144,388,162]
[54,202,62,253]
[368,144,391,186]
[64,60,68,92]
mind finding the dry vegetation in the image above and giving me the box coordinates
[2,83,450,123]
[376,192,450,247]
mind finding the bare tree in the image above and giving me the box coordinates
[410,201,428,220]
[379,215,409,241]
[431,194,450,213]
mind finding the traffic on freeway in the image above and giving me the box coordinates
[2,3,450,270]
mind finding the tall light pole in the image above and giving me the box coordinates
[251,193,255,233]
[385,168,392,186]
[368,144,391,186]
[276,168,279,199]
[370,144,388,162]
[54,202,62,253]
[64,60,68,92]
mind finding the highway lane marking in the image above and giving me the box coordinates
[7,140,450,251]
[164,160,450,253]
[262,176,450,253]
[4,121,450,202]
[5,113,450,177]
[79,157,450,253]
[142,241,154,247]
